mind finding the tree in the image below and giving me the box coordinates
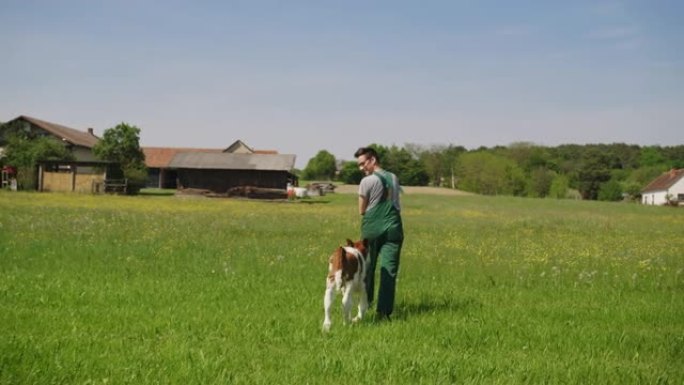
[549,144,583,186]
[505,142,552,172]
[456,152,523,195]
[302,150,336,180]
[411,144,466,187]
[639,146,665,167]
[441,145,466,188]
[93,123,147,194]
[382,145,429,186]
[337,161,363,184]
[1,122,74,189]
[577,148,612,200]
[609,143,641,170]
[597,179,623,201]
[549,174,570,199]
[526,167,556,198]
[410,144,442,186]
[662,145,684,168]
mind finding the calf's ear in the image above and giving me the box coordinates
[346,239,354,246]
[338,247,348,261]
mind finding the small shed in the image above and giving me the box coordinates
[37,160,120,193]
[169,152,297,193]
[641,168,684,206]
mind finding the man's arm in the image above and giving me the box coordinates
[359,195,368,215]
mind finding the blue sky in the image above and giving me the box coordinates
[1,0,682,168]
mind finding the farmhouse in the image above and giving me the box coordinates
[169,152,297,193]
[0,115,99,161]
[641,168,684,206]
[0,116,112,192]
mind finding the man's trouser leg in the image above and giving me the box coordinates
[365,237,382,305]
[377,240,402,316]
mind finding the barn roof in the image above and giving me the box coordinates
[224,139,278,154]
[169,152,296,171]
[642,169,684,193]
[143,147,222,168]
[13,115,100,148]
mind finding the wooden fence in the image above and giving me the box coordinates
[41,171,105,193]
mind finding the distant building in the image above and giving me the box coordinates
[0,115,99,161]
[224,139,278,155]
[1,116,107,192]
[169,152,297,193]
[143,147,222,189]
[641,169,684,205]
[0,116,297,194]
[143,140,290,190]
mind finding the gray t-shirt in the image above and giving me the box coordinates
[358,171,401,212]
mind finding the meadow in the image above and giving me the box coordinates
[0,190,682,384]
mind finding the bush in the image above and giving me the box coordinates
[123,165,148,195]
[549,174,570,199]
[598,179,623,201]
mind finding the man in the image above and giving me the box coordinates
[355,147,404,321]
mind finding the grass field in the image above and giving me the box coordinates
[1,190,683,384]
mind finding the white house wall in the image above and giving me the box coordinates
[642,191,668,205]
[671,177,684,203]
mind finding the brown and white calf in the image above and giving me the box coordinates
[322,239,369,332]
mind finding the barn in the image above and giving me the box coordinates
[143,147,222,189]
[169,152,297,193]
[143,140,279,189]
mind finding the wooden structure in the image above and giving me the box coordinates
[37,160,121,193]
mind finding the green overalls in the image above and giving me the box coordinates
[361,170,404,316]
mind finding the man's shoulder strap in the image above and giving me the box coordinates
[373,170,393,199]
[373,170,391,187]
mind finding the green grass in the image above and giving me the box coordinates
[1,191,683,384]
[139,188,177,196]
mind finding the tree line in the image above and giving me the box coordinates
[301,142,684,201]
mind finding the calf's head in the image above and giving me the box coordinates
[345,238,368,257]
[329,239,369,281]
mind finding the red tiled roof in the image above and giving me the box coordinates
[17,115,99,148]
[642,169,684,193]
[143,147,223,168]
[144,144,279,168]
